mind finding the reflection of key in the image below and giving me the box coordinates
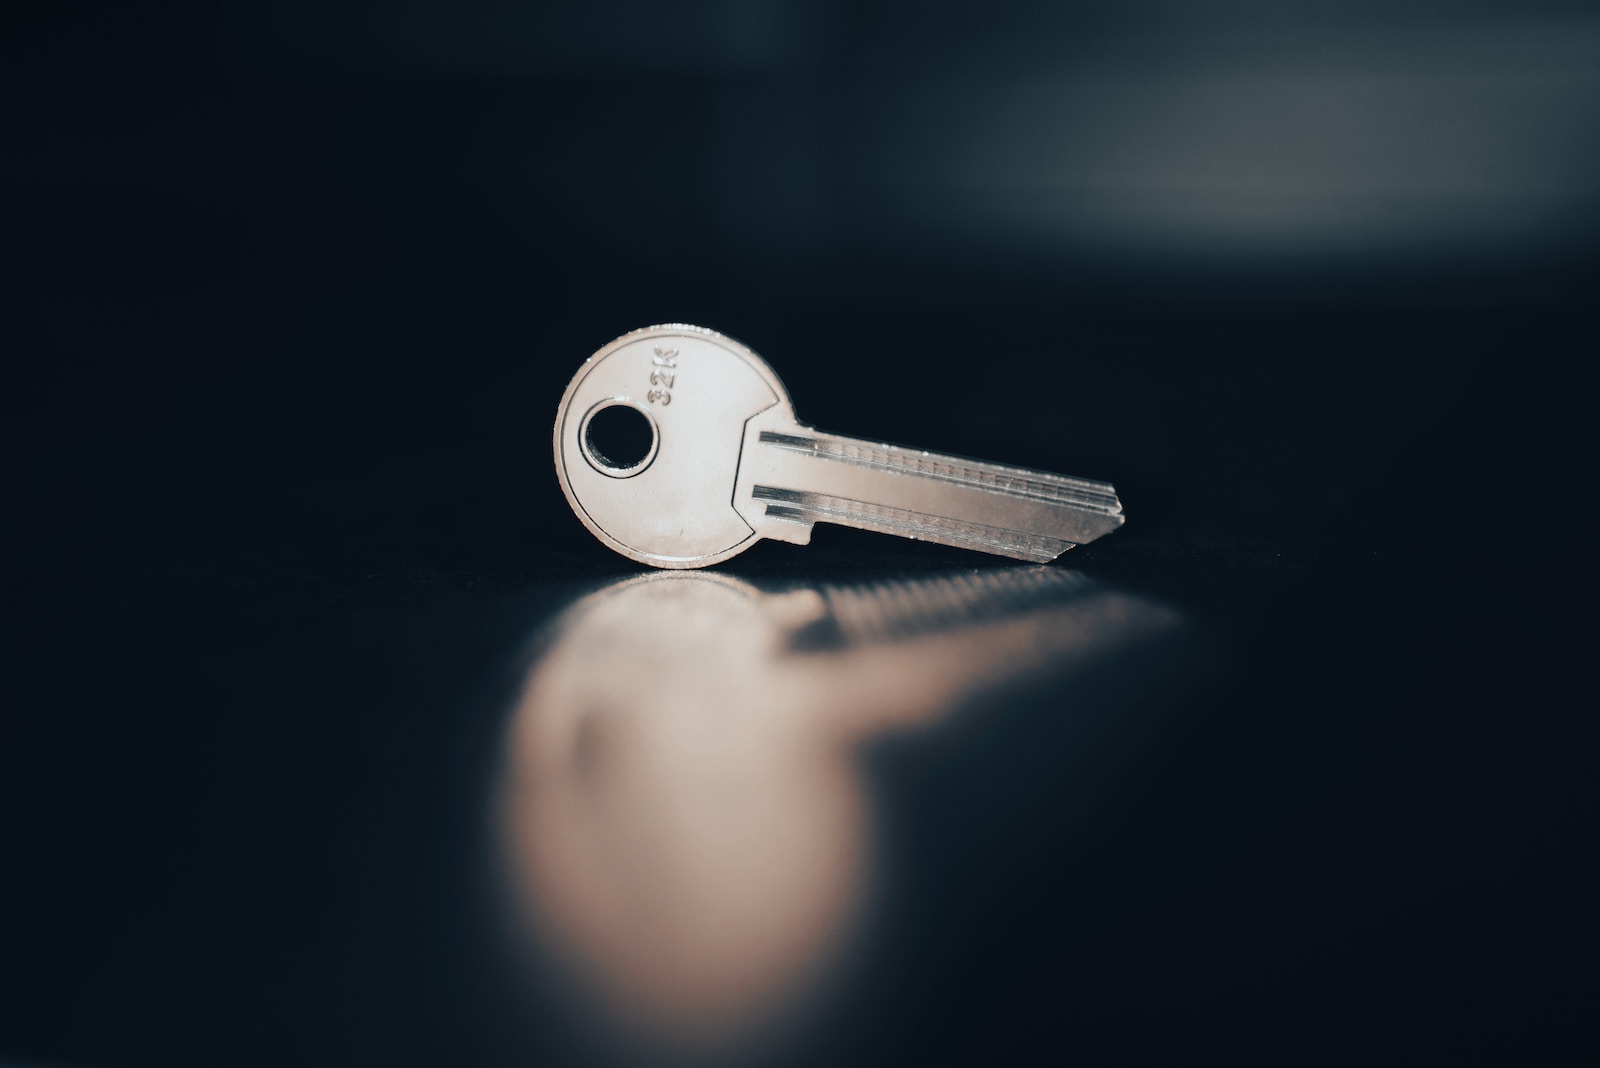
[554,324,1124,568]
[500,568,1180,1044]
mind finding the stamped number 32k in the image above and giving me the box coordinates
[647,345,677,405]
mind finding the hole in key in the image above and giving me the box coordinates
[584,403,656,472]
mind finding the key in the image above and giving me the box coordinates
[553,324,1124,569]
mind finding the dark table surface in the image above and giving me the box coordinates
[3,4,1595,1066]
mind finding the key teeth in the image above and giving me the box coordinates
[754,486,1088,563]
[756,503,816,545]
[1045,543,1079,562]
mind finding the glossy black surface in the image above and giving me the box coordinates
[3,4,1594,1065]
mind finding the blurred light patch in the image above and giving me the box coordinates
[496,568,1180,1056]
[850,18,1600,261]
[226,2,1600,274]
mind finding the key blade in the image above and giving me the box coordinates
[735,419,1124,563]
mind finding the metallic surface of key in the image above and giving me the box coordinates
[553,324,1125,569]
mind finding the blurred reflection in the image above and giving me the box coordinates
[498,568,1179,1052]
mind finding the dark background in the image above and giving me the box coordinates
[3,2,1595,1065]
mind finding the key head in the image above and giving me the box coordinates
[554,324,794,568]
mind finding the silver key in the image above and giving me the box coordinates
[553,324,1125,569]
